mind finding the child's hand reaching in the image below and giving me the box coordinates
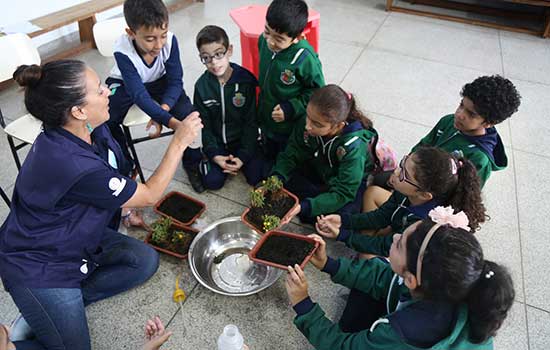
[272,104,285,123]
[146,119,163,138]
[307,234,328,270]
[281,204,301,225]
[143,316,172,350]
[315,214,342,239]
[285,264,309,306]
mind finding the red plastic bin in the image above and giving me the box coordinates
[229,5,320,78]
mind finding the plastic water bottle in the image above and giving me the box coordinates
[217,325,245,350]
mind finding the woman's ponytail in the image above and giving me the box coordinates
[347,94,372,129]
[466,260,515,343]
[414,147,487,232]
[407,222,515,344]
[448,156,487,232]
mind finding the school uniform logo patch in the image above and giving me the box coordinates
[232,92,246,107]
[451,150,464,159]
[336,146,347,160]
[280,69,296,85]
[109,177,127,197]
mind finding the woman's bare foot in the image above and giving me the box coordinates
[121,209,145,228]
[143,316,172,350]
[0,324,16,350]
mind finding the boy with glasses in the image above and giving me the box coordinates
[193,25,264,189]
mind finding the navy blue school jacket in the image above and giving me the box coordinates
[0,124,137,290]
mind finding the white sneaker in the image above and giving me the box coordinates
[9,314,33,342]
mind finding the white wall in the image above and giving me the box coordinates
[0,0,123,47]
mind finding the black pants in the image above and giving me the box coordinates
[106,77,200,170]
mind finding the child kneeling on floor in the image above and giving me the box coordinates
[194,25,264,189]
[271,84,377,224]
[286,209,515,349]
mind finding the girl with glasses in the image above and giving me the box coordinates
[316,146,487,258]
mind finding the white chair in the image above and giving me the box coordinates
[0,33,43,171]
[93,17,175,183]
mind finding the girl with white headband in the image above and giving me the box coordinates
[285,208,514,350]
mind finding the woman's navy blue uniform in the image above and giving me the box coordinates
[0,124,159,349]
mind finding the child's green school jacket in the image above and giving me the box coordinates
[272,119,376,218]
[194,63,258,163]
[257,35,325,138]
[412,114,507,188]
[293,257,494,350]
[337,191,438,256]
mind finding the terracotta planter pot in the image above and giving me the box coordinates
[248,230,319,270]
[144,221,199,260]
[241,187,299,234]
[154,191,206,226]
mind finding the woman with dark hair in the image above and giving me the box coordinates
[0,60,202,349]
[286,209,515,350]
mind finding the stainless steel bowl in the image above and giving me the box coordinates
[188,217,282,296]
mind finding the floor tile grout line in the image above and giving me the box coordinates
[498,30,506,78]
[338,10,390,85]
[365,45,501,76]
[508,115,530,349]
[512,148,550,161]
[517,301,550,315]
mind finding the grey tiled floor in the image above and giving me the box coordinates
[1,0,550,349]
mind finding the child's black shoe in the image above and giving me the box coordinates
[185,166,205,193]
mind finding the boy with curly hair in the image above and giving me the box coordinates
[412,75,521,188]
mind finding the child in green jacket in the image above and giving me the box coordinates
[316,146,486,256]
[272,85,376,224]
[194,26,263,189]
[258,0,325,161]
[363,75,521,223]
[412,75,520,188]
[286,213,515,350]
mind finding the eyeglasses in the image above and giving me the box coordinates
[398,155,422,189]
[199,50,227,64]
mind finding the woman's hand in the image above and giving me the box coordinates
[174,112,203,148]
[285,264,309,306]
[143,316,172,350]
[315,214,342,239]
[307,234,328,270]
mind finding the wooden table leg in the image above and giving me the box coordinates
[386,0,394,11]
[79,15,97,49]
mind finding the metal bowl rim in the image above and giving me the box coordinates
[188,216,282,296]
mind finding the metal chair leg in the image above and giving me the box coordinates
[122,125,146,183]
[7,135,22,170]
[0,185,10,207]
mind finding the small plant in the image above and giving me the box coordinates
[151,217,172,243]
[263,176,283,193]
[250,188,266,208]
[262,215,281,232]
[171,230,192,246]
